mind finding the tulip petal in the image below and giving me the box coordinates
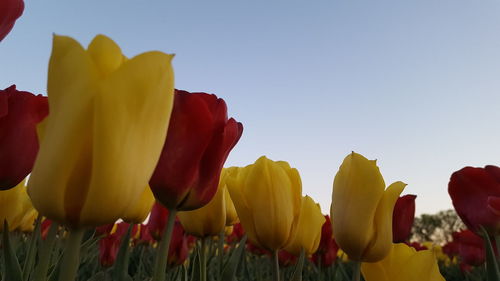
[28,35,98,225]
[226,167,263,248]
[362,181,406,262]
[150,91,216,210]
[80,51,174,226]
[87,35,125,77]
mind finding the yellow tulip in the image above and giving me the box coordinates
[284,195,325,255]
[421,242,454,265]
[28,34,175,228]
[331,152,406,262]
[15,196,38,232]
[0,179,37,231]
[226,156,302,251]
[222,168,239,226]
[177,178,227,237]
[361,243,445,281]
[122,186,156,224]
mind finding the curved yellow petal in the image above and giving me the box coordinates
[363,181,406,262]
[362,244,445,281]
[226,166,261,248]
[28,35,98,225]
[78,51,174,227]
[284,196,325,255]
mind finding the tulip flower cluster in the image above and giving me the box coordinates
[0,7,493,281]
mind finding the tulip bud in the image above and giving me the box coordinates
[146,202,169,241]
[448,165,500,235]
[27,34,175,228]
[392,194,416,243]
[226,156,302,251]
[284,196,325,256]
[331,152,406,262]
[0,178,37,231]
[311,215,339,267]
[223,168,239,226]
[0,85,48,190]
[150,90,243,212]
[0,0,24,41]
[361,243,445,281]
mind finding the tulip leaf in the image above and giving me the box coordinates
[480,226,500,281]
[189,247,201,281]
[2,221,23,281]
[21,217,41,281]
[290,248,305,281]
[221,234,247,281]
[111,224,133,281]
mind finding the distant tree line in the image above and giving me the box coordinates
[410,209,465,244]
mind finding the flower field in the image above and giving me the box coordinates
[1,1,500,281]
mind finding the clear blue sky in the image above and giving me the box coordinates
[1,0,499,215]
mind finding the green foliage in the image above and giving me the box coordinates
[411,209,465,244]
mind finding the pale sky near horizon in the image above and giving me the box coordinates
[1,0,499,216]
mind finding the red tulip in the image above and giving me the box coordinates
[0,0,24,41]
[406,242,428,252]
[150,90,243,211]
[448,166,500,235]
[98,223,140,267]
[278,250,297,267]
[247,241,271,256]
[226,222,245,244]
[40,219,53,240]
[0,85,48,190]
[453,230,485,266]
[392,194,416,242]
[311,215,339,267]
[146,202,169,240]
[442,241,459,259]
[145,202,196,266]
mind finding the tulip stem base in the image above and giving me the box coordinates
[273,250,280,281]
[152,208,177,281]
[57,227,84,281]
[352,261,361,281]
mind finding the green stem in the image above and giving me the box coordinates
[152,208,177,281]
[218,230,225,280]
[352,261,361,281]
[496,235,500,260]
[57,228,84,281]
[480,226,500,281]
[273,250,280,281]
[200,237,208,281]
[33,221,59,281]
[22,216,41,281]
